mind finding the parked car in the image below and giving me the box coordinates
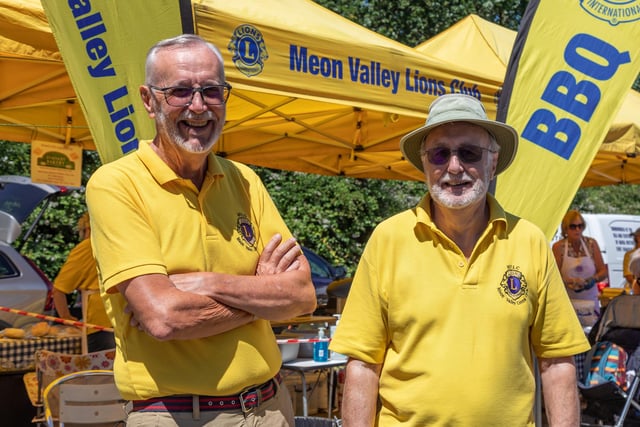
[301,246,349,306]
[0,175,78,328]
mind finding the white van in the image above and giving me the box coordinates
[551,214,640,288]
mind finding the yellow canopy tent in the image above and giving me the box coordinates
[589,89,640,187]
[195,0,443,181]
[0,0,93,149]
[415,14,640,187]
[1,2,638,186]
[5,0,507,181]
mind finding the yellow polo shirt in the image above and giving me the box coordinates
[86,140,292,400]
[53,238,110,332]
[330,193,590,427]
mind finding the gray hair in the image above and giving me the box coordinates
[145,34,225,84]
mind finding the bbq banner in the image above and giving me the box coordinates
[495,0,640,239]
[41,0,192,164]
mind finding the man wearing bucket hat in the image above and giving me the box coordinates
[330,94,590,426]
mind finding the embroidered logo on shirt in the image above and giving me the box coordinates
[497,266,528,305]
[236,213,257,250]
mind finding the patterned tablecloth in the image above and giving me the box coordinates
[0,335,82,372]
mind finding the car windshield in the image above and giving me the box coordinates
[0,184,59,223]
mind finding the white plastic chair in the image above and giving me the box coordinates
[43,369,127,427]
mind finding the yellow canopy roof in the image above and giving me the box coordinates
[416,14,640,187]
[1,3,638,186]
[0,0,503,181]
[170,0,502,180]
[416,14,514,81]
[0,0,93,149]
[585,89,640,186]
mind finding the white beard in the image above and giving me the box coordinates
[427,159,493,210]
[155,108,218,153]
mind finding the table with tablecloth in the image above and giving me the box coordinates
[0,335,82,373]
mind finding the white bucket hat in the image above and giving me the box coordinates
[400,94,519,175]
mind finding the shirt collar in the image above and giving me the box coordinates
[415,192,508,237]
[136,140,225,188]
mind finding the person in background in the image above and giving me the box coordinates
[623,227,640,293]
[86,34,316,427]
[628,248,640,294]
[552,210,608,318]
[330,94,590,426]
[52,212,115,352]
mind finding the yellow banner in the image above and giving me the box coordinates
[40,0,190,164]
[495,0,640,238]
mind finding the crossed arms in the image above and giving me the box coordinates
[116,234,317,341]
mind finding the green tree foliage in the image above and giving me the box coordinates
[254,168,424,270]
[571,185,640,215]
[316,0,528,45]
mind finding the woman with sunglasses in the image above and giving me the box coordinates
[552,209,608,322]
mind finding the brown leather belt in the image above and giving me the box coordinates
[131,374,281,414]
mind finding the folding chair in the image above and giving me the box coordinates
[43,370,127,427]
[24,348,116,425]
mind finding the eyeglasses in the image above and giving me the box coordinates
[422,145,496,166]
[568,223,585,230]
[148,84,232,106]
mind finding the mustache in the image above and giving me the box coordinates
[180,112,215,121]
[439,172,472,185]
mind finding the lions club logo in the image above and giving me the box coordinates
[228,24,269,77]
[580,0,640,25]
[236,213,257,250]
[497,267,528,305]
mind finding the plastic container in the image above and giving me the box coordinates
[329,314,340,338]
[313,327,328,362]
[276,335,300,362]
[329,315,347,360]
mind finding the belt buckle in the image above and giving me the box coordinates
[239,386,262,413]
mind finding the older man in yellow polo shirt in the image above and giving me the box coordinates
[330,94,590,427]
[87,34,316,427]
